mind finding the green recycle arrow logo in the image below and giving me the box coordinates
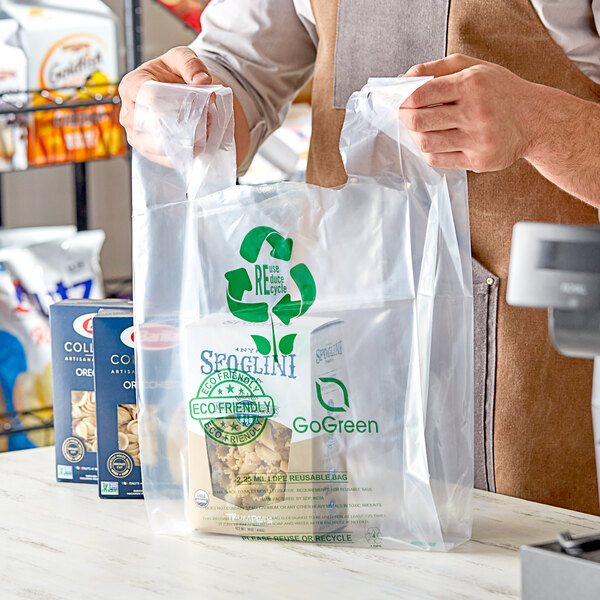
[224,226,316,360]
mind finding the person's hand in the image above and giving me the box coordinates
[399,54,543,173]
[118,46,212,144]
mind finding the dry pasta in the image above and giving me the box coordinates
[205,420,292,510]
[117,404,140,465]
[71,390,96,452]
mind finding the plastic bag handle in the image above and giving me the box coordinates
[132,81,236,206]
[340,77,443,184]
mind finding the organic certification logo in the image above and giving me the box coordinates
[224,226,316,360]
[189,369,275,446]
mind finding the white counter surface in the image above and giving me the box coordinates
[2,447,600,599]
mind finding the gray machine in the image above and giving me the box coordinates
[507,221,600,599]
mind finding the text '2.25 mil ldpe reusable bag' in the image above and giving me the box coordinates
[132,77,473,550]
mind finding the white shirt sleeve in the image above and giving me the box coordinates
[531,0,600,85]
[189,0,317,173]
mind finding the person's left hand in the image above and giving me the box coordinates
[399,54,543,172]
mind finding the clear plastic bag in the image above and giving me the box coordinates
[132,78,473,550]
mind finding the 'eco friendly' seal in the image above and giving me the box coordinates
[189,369,275,447]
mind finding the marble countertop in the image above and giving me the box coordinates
[2,447,600,600]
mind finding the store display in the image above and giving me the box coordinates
[0,18,27,172]
[132,80,473,548]
[93,310,143,499]
[0,229,105,317]
[50,298,131,484]
[1,0,125,166]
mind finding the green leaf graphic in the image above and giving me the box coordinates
[251,335,271,355]
[316,377,349,413]
[278,334,297,355]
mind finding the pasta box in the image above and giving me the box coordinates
[50,298,131,483]
[93,310,142,498]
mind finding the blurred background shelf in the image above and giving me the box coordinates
[0,407,54,452]
[0,0,146,232]
[0,83,126,230]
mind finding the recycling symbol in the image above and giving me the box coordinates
[365,527,382,547]
[224,226,316,359]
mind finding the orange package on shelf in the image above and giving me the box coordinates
[153,0,210,33]
[28,85,125,166]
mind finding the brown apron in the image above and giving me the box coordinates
[308,0,600,514]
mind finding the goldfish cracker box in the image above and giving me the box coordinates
[1,0,124,165]
[184,315,351,541]
[51,298,131,483]
[0,18,27,172]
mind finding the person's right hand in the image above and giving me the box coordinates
[118,46,212,144]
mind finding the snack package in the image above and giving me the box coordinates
[1,229,105,317]
[0,18,27,172]
[0,261,52,451]
[133,81,473,549]
[0,226,87,452]
[51,298,132,483]
[93,310,143,499]
[0,225,76,248]
[1,0,125,165]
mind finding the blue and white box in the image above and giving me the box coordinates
[93,310,142,498]
[50,298,132,483]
